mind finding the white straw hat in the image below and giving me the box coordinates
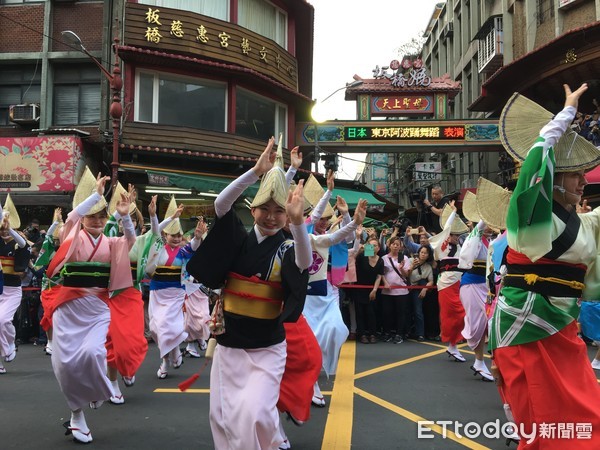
[250,134,288,209]
[72,166,107,216]
[461,191,481,223]
[2,193,21,229]
[440,204,469,234]
[500,92,600,171]
[475,177,512,230]
[162,195,183,235]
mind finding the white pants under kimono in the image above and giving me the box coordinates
[0,286,21,358]
[303,282,349,376]
[459,282,488,350]
[52,295,113,410]
[210,342,286,450]
[149,287,188,358]
[184,289,210,342]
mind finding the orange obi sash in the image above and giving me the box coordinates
[222,272,283,320]
[0,256,18,275]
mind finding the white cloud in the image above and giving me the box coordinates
[309,0,444,179]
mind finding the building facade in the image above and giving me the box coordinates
[0,0,314,227]
[423,0,600,184]
[371,0,600,214]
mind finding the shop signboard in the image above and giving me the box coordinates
[0,136,84,192]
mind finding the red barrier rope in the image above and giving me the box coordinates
[338,284,437,290]
[19,284,438,291]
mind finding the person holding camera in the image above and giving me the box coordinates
[587,120,600,146]
[380,236,411,344]
[24,218,41,245]
[423,185,449,234]
[407,245,435,342]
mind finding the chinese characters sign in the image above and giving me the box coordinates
[345,125,466,141]
[298,121,500,150]
[125,3,298,91]
[414,162,441,182]
[0,136,83,192]
[372,95,434,115]
[373,58,432,88]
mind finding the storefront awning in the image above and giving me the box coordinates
[148,170,260,197]
[148,170,385,208]
[331,187,385,208]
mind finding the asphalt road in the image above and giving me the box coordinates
[1,338,597,449]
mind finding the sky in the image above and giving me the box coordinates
[308,0,444,179]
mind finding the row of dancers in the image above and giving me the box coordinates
[2,83,600,448]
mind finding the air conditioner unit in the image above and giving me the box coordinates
[442,22,454,39]
[9,104,40,124]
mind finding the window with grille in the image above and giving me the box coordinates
[53,64,101,126]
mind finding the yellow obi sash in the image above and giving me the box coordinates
[0,256,17,275]
[222,272,283,320]
[152,265,180,282]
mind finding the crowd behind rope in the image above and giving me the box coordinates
[9,199,594,354]
[11,209,447,351]
[2,84,600,449]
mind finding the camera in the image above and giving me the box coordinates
[408,188,426,207]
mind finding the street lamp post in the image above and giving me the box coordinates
[311,80,363,173]
[62,30,122,190]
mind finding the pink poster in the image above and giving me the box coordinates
[0,136,84,192]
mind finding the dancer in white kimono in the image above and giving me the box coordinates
[146,197,203,379]
[45,169,136,443]
[0,195,29,374]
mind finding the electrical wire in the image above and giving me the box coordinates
[0,11,113,67]
[21,57,40,103]
[0,11,506,178]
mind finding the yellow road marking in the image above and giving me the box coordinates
[355,348,447,379]
[154,388,210,393]
[321,341,356,450]
[355,387,491,450]
[154,388,334,395]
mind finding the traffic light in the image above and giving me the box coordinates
[321,153,339,172]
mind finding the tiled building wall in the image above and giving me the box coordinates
[0,4,44,52]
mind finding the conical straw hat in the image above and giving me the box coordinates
[72,167,107,215]
[3,193,21,229]
[250,134,288,208]
[461,191,481,223]
[108,182,136,216]
[500,92,600,171]
[475,177,512,230]
[303,174,323,205]
[303,175,335,218]
[440,204,469,234]
[288,181,311,213]
[162,195,183,235]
